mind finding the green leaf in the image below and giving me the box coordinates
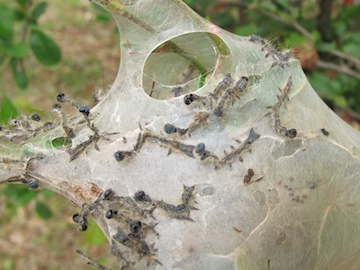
[330,78,343,95]
[14,8,26,21]
[316,42,336,52]
[0,4,14,42]
[235,25,257,36]
[276,0,291,9]
[351,31,360,43]
[2,42,28,57]
[308,72,333,96]
[4,201,18,217]
[91,3,112,23]
[333,21,347,37]
[2,259,14,270]
[40,189,54,198]
[35,201,53,220]
[31,2,48,22]
[16,0,29,7]
[83,220,107,245]
[311,30,321,42]
[334,95,347,108]
[3,185,37,207]
[285,33,306,46]
[288,6,299,19]
[258,2,277,12]
[51,137,72,148]
[342,44,360,58]
[30,29,61,65]
[194,0,216,13]
[17,191,37,207]
[10,58,28,89]
[211,11,237,30]
[0,94,19,124]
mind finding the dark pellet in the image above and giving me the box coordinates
[104,188,114,199]
[195,143,206,154]
[56,93,66,103]
[285,128,297,138]
[184,94,194,105]
[134,190,146,201]
[31,113,41,122]
[72,213,80,223]
[164,123,177,134]
[114,151,125,162]
[321,128,329,136]
[28,181,39,189]
[105,210,113,219]
[78,105,90,115]
[129,220,142,234]
[52,103,62,110]
[79,224,88,231]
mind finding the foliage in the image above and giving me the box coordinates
[0,95,19,124]
[185,0,360,116]
[0,95,53,220]
[0,1,112,247]
[91,2,113,23]
[0,1,359,268]
[1,185,53,220]
[0,0,61,89]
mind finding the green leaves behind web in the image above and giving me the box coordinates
[31,2,48,22]
[9,58,28,88]
[0,1,61,89]
[35,200,53,219]
[1,185,53,220]
[51,137,72,148]
[0,4,14,42]
[30,29,61,66]
[0,95,19,124]
[82,219,108,245]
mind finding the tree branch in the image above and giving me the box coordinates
[328,49,360,68]
[316,60,360,80]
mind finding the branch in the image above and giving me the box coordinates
[316,0,335,42]
[328,49,360,68]
[2,1,360,269]
[225,0,315,42]
[316,60,360,80]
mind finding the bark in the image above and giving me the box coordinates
[1,1,360,269]
[316,0,335,42]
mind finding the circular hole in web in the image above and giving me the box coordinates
[142,32,227,100]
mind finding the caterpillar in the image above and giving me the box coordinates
[267,76,297,138]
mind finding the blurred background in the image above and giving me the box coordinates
[0,0,359,269]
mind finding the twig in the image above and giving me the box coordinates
[91,0,215,75]
[256,9,314,42]
[316,60,360,80]
[0,56,11,76]
[345,107,360,122]
[328,50,360,68]
[76,249,110,270]
[226,0,315,42]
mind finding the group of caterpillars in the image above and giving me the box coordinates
[249,34,297,138]
[249,34,292,69]
[112,70,264,168]
[114,127,261,169]
[72,185,197,269]
[54,93,105,161]
[0,92,100,161]
[0,112,61,143]
[182,73,253,119]
[157,73,252,140]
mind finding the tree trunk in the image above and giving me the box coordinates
[1,1,360,269]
